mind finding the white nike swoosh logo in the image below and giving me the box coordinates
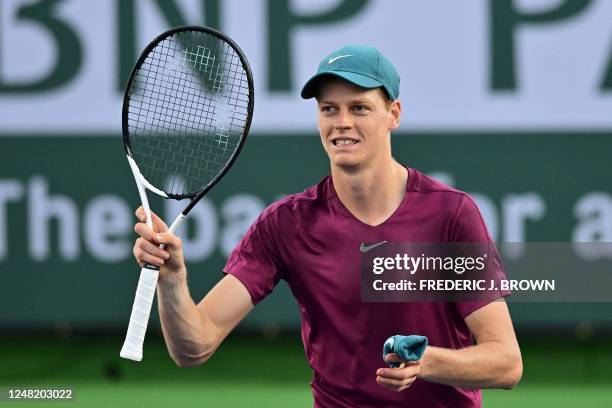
[328,54,353,64]
[360,241,388,253]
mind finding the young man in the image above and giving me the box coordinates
[132,45,522,407]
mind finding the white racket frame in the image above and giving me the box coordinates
[119,155,186,362]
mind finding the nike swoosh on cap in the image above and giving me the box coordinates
[328,54,352,64]
[360,241,388,253]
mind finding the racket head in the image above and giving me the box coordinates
[122,25,254,201]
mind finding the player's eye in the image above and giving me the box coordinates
[320,105,335,114]
[353,104,369,113]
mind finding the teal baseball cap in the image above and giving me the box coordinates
[300,45,400,100]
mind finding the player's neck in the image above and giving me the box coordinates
[331,159,408,227]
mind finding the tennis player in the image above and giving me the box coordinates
[132,45,522,407]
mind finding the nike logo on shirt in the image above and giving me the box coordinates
[359,241,388,253]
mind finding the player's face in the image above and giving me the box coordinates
[316,79,400,170]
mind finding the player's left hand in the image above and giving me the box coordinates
[376,353,421,392]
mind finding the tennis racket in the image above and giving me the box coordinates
[119,26,254,362]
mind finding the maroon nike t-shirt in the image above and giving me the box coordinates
[224,167,504,407]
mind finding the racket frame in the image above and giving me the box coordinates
[122,25,254,204]
[119,25,254,361]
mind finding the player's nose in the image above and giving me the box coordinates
[334,108,353,130]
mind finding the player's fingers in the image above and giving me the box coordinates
[134,222,160,243]
[137,237,170,260]
[384,353,420,366]
[133,238,165,267]
[135,207,169,232]
[384,353,401,364]
[138,251,165,267]
[132,244,144,267]
[377,368,402,379]
[376,375,415,392]
[376,363,419,380]
[156,232,182,250]
[150,212,169,232]
[135,206,146,221]
[376,376,403,390]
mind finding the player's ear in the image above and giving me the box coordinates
[388,100,401,131]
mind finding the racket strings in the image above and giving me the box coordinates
[133,43,240,191]
[127,30,250,196]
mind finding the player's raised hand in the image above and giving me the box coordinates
[376,353,421,392]
[133,206,186,283]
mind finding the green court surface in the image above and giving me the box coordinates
[2,383,612,408]
[1,333,611,407]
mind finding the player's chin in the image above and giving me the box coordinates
[329,153,363,169]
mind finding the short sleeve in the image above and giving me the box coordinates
[451,195,510,318]
[449,194,493,243]
[223,205,286,305]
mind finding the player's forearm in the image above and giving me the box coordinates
[156,277,219,367]
[418,342,522,389]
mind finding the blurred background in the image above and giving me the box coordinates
[1,0,611,406]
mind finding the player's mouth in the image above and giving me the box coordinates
[331,137,359,147]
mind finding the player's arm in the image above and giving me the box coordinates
[377,300,522,391]
[133,207,254,367]
[419,300,521,388]
[157,273,253,367]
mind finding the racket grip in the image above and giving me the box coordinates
[120,266,160,361]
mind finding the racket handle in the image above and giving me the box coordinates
[120,266,160,361]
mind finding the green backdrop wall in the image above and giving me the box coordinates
[1,132,611,331]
